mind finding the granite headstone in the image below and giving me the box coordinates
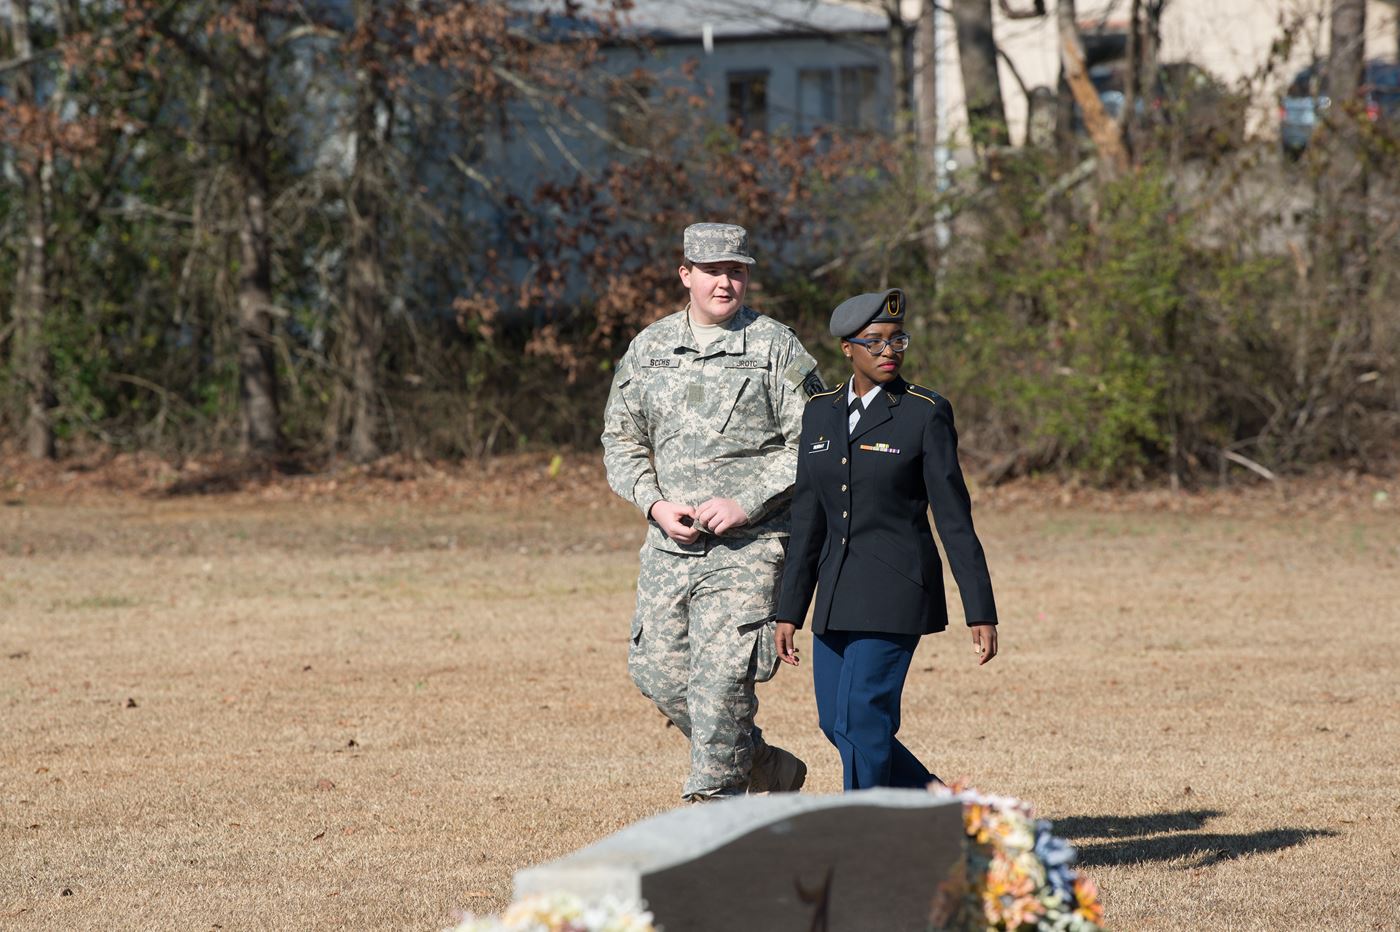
[514,789,964,932]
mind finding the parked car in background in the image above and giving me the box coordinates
[1083,60,1247,157]
[1280,59,1400,159]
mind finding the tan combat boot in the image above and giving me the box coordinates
[749,744,807,794]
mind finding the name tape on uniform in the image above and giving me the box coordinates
[647,358,681,368]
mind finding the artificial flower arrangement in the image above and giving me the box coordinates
[450,786,1104,932]
[930,782,1105,931]
[448,891,656,932]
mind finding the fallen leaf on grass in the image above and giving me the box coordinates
[315,778,335,791]
[312,831,326,841]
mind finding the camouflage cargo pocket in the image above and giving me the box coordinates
[747,618,780,683]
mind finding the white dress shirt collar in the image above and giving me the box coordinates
[847,383,882,432]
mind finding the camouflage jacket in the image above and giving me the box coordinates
[602,306,822,554]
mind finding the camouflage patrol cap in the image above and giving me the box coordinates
[683,222,756,265]
[830,288,906,337]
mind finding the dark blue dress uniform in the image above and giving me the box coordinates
[777,352,998,789]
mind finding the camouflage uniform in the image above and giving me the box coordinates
[603,267,821,799]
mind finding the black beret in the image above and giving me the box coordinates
[829,288,906,338]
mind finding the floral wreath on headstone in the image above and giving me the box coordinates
[930,781,1105,931]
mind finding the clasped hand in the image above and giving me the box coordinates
[650,498,749,544]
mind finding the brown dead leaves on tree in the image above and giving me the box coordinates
[459,119,898,382]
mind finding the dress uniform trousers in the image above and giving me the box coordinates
[812,629,932,790]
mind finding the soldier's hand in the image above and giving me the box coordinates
[650,500,701,544]
[775,622,800,666]
[695,497,749,535]
[971,624,998,666]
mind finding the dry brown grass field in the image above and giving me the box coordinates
[2,457,1398,931]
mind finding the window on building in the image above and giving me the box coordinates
[727,71,769,135]
[798,66,879,134]
[797,70,835,134]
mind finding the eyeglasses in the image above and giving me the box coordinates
[847,334,911,355]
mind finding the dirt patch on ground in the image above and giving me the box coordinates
[1,469,1397,929]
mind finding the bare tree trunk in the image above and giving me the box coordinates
[235,54,282,456]
[236,175,281,455]
[915,0,939,187]
[914,0,942,272]
[14,174,55,461]
[1124,0,1164,158]
[1124,0,1139,146]
[1323,0,1369,309]
[1054,69,1076,160]
[7,0,56,459]
[1138,2,1162,107]
[337,0,389,464]
[882,0,915,140]
[1057,0,1129,177]
[952,0,1010,154]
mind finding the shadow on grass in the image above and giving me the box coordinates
[1057,810,1337,868]
[1055,809,1223,838]
[157,456,312,497]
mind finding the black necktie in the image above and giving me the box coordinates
[848,397,863,416]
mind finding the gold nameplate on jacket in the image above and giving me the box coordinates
[859,442,901,454]
[808,440,830,453]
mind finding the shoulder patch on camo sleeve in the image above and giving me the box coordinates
[782,352,824,397]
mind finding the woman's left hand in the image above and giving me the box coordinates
[971,624,997,665]
[775,622,801,666]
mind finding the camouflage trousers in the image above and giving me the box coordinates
[628,536,785,800]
